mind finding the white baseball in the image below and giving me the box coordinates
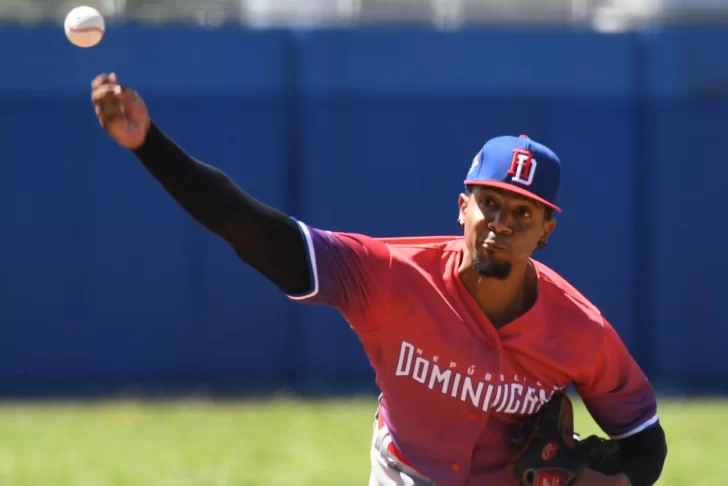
[64,6,105,48]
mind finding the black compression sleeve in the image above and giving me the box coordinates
[617,423,667,486]
[131,121,311,295]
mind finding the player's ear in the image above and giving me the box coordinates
[539,218,557,247]
[457,192,469,227]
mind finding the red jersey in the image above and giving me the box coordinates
[288,221,659,486]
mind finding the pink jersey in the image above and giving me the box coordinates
[288,221,659,486]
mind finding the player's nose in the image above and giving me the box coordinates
[487,209,513,234]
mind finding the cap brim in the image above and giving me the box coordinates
[463,180,562,213]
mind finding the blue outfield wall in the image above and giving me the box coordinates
[0,24,726,396]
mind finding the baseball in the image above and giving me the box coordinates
[64,6,105,48]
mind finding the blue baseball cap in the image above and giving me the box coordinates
[464,134,562,212]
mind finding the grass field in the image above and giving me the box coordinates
[0,395,722,485]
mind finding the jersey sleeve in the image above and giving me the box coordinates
[286,219,392,329]
[575,318,659,440]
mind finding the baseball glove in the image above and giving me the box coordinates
[509,390,621,486]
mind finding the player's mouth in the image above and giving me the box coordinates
[481,237,511,253]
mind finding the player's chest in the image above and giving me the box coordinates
[373,304,575,421]
[380,335,567,420]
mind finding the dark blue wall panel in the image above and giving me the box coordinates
[0,24,727,396]
[642,28,728,389]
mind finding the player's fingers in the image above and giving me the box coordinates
[96,105,128,133]
[92,83,138,106]
[119,87,147,114]
[90,74,108,90]
[95,100,125,121]
[91,84,119,104]
[91,72,117,90]
[116,85,139,104]
[93,86,127,128]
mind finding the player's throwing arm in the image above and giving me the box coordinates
[90,73,314,295]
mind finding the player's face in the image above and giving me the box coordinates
[458,186,556,279]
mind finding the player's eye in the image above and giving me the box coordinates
[517,207,532,218]
[481,197,497,207]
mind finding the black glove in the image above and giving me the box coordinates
[509,390,622,486]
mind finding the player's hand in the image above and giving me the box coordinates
[91,73,150,150]
[573,469,631,486]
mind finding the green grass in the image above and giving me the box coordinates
[0,395,722,485]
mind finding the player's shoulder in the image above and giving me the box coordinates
[533,259,606,328]
[376,235,464,249]
[376,235,465,260]
[310,225,464,264]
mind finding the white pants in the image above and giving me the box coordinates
[368,417,437,486]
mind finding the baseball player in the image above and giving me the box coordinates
[91,73,667,486]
